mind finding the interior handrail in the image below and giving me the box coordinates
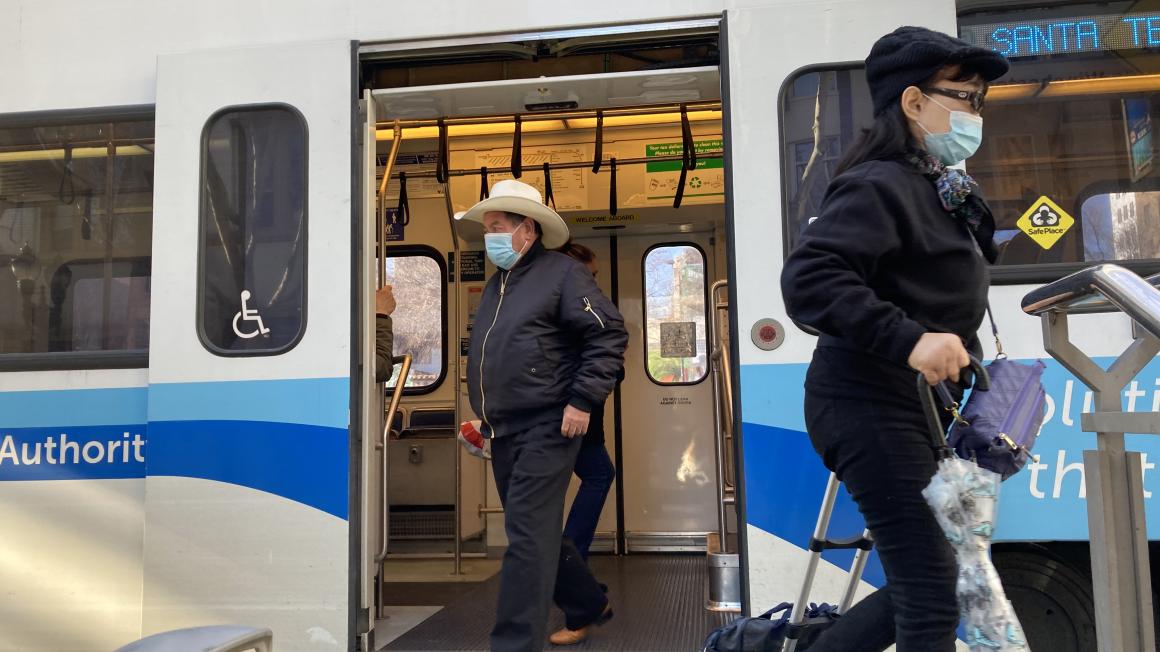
[377,354,412,564]
[708,280,733,553]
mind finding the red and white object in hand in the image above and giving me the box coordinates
[457,420,491,460]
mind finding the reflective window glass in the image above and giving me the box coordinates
[198,105,307,355]
[644,244,708,385]
[0,117,154,362]
[384,251,445,391]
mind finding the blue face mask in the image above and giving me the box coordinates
[919,95,984,166]
[485,232,526,270]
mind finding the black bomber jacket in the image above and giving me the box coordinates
[466,241,627,438]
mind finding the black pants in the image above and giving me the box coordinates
[490,421,607,652]
[802,390,960,652]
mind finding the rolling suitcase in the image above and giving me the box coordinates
[781,472,874,652]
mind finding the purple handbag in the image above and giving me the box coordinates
[920,313,1046,481]
[945,356,1046,481]
[930,226,1046,480]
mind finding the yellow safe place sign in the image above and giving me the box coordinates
[1016,196,1075,250]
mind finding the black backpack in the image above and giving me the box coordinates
[701,602,839,652]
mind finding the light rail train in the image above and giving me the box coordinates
[1,0,1158,649]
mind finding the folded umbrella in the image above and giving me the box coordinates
[923,458,1028,650]
[918,364,1030,651]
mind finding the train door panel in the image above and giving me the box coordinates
[148,40,356,651]
[618,233,718,549]
[720,0,962,614]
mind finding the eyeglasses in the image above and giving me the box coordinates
[924,87,986,113]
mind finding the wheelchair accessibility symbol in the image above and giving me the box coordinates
[232,290,271,339]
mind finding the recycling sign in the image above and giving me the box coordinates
[1016,196,1074,250]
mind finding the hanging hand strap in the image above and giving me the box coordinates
[542,162,555,209]
[591,110,604,173]
[479,167,489,200]
[435,120,449,184]
[58,144,76,205]
[396,171,409,226]
[673,104,695,209]
[608,157,618,216]
[511,115,523,179]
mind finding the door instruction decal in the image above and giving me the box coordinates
[660,321,697,358]
[1017,196,1075,250]
[645,138,724,203]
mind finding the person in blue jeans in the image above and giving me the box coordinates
[546,241,623,646]
[557,241,621,560]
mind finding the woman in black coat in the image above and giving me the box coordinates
[780,26,1008,651]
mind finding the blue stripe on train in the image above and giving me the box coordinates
[0,379,351,518]
[148,419,348,519]
[742,419,888,589]
[0,418,348,518]
[740,358,1160,544]
[148,377,350,519]
[0,386,147,428]
[148,377,349,429]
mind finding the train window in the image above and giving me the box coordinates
[383,248,446,392]
[780,69,869,251]
[0,115,154,367]
[643,243,708,385]
[961,5,1160,275]
[781,7,1160,281]
[198,105,307,356]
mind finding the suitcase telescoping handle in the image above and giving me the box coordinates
[917,355,991,456]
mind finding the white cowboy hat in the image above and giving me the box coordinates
[455,179,570,249]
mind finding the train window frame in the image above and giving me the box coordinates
[641,241,710,387]
[383,244,448,396]
[776,62,1160,285]
[195,103,310,358]
[0,105,155,372]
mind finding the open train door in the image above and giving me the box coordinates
[145,40,362,650]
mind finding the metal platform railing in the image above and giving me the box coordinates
[1022,264,1160,652]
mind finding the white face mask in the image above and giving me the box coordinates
[483,222,532,270]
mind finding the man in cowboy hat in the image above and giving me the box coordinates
[457,179,627,651]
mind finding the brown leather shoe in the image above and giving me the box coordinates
[548,626,591,646]
[549,604,613,646]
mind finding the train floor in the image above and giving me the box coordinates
[379,554,736,651]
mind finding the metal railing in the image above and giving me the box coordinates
[375,355,411,620]
[1022,264,1160,652]
[708,280,736,552]
[375,123,467,576]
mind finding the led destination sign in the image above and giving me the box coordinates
[961,12,1160,58]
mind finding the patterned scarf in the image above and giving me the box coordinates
[905,150,998,262]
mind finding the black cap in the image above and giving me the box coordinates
[866,26,1009,115]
